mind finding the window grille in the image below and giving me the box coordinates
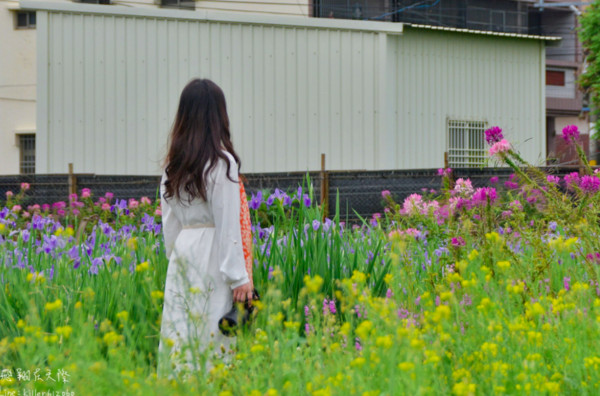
[19,134,36,175]
[160,0,195,10]
[15,11,36,29]
[447,120,487,168]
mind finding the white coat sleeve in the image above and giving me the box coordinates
[160,174,182,259]
[210,155,250,290]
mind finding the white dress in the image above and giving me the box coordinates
[157,151,250,378]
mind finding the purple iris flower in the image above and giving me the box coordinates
[89,258,103,275]
[266,195,275,207]
[303,194,311,208]
[21,230,30,243]
[249,191,263,210]
[312,220,320,231]
[283,195,292,206]
[0,208,8,219]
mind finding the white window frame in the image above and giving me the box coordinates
[447,119,487,168]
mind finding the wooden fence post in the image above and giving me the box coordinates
[320,153,329,219]
[68,163,77,196]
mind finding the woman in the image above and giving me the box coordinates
[157,79,254,378]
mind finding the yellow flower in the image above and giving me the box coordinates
[497,261,510,270]
[356,320,374,340]
[283,321,300,331]
[375,335,393,349]
[350,357,366,367]
[44,335,59,344]
[476,298,492,313]
[56,325,73,339]
[398,362,415,371]
[102,331,123,346]
[452,382,476,396]
[116,311,129,322]
[65,227,75,237]
[265,390,278,396]
[340,322,351,336]
[45,299,63,312]
[75,301,83,309]
[250,344,265,353]
[135,261,149,272]
[467,249,479,261]
[304,275,324,294]
[384,273,394,284]
[126,237,138,250]
[485,232,502,244]
[151,290,164,300]
[351,270,367,285]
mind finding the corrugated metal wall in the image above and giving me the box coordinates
[35,5,545,175]
[383,28,545,169]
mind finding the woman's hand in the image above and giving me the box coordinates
[232,282,253,303]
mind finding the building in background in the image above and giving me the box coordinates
[3,0,585,176]
[24,1,554,175]
[314,0,593,165]
[0,0,308,176]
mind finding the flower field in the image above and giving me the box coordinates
[1,126,600,395]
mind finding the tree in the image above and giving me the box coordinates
[579,1,600,139]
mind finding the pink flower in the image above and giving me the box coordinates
[42,204,50,212]
[20,182,30,191]
[472,187,498,205]
[12,205,21,213]
[128,199,139,209]
[564,172,580,191]
[508,200,523,211]
[453,178,474,197]
[72,209,80,216]
[105,192,114,200]
[81,188,91,198]
[381,190,391,199]
[488,139,511,157]
[489,176,499,184]
[101,203,111,211]
[484,126,504,145]
[69,193,78,202]
[579,175,600,194]
[140,196,152,205]
[154,208,162,216]
[6,191,13,198]
[547,175,560,185]
[451,236,466,247]
[22,211,30,218]
[561,125,580,144]
[438,168,452,177]
[402,194,424,215]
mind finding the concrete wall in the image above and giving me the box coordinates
[0,1,37,175]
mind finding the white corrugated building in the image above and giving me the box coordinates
[20,1,559,175]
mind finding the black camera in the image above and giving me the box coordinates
[218,289,260,337]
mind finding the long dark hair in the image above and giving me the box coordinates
[163,79,241,202]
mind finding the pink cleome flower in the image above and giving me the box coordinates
[20,183,30,191]
[484,126,504,145]
[561,125,580,144]
[579,175,600,195]
[81,188,92,199]
[402,193,424,215]
[488,139,511,157]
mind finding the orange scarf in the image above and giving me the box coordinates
[239,181,254,289]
